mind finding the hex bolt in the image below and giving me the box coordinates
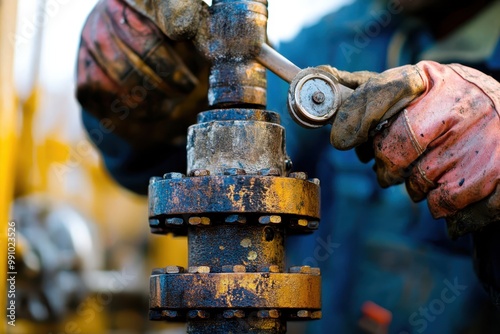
[289,266,314,274]
[163,172,184,179]
[312,91,325,104]
[189,169,210,177]
[149,176,162,185]
[225,215,247,224]
[311,267,321,276]
[258,215,282,225]
[223,310,245,319]
[257,309,280,319]
[289,172,308,180]
[188,310,209,319]
[166,217,184,226]
[299,266,312,274]
[308,221,320,230]
[188,217,201,226]
[149,218,161,227]
[297,219,308,227]
[311,311,322,319]
[268,309,280,319]
[232,265,246,273]
[162,310,178,319]
[189,216,211,226]
[223,168,246,176]
[188,266,211,274]
[234,310,245,318]
[223,310,235,319]
[165,266,184,274]
[297,310,311,318]
[309,178,321,186]
[259,265,280,273]
[258,168,281,176]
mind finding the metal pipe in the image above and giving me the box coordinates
[257,43,301,83]
[148,2,322,332]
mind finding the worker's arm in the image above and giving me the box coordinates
[76,0,209,194]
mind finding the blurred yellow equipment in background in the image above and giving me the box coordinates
[1,1,188,333]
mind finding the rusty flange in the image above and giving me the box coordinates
[148,174,320,235]
[149,270,321,314]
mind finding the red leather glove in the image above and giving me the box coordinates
[329,61,500,237]
[77,0,209,148]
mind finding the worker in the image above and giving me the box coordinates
[76,0,500,333]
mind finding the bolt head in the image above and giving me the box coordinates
[258,168,281,176]
[312,91,326,104]
[165,266,184,274]
[188,310,209,319]
[297,219,308,227]
[223,168,246,176]
[188,216,210,226]
[162,310,178,318]
[190,169,210,177]
[223,310,235,319]
[188,217,201,226]
[311,311,322,319]
[309,178,321,186]
[225,215,247,224]
[289,172,308,180]
[163,172,184,179]
[188,266,210,274]
[297,310,311,318]
[258,309,280,319]
[258,215,282,225]
[259,265,280,273]
[308,221,320,230]
[234,310,245,318]
[149,218,161,227]
[311,267,321,276]
[166,217,184,226]
[232,265,246,273]
[299,266,312,274]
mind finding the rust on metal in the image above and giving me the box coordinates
[147,0,323,332]
[149,272,321,310]
[149,175,320,219]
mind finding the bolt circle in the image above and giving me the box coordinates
[312,91,325,104]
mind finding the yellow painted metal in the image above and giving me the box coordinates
[0,1,19,333]
[0,0,17,332]
[0,1,188,331]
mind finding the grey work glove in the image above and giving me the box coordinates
[323,61,500,238]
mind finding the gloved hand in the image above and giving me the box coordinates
[77,0,209,149]
[121,0,205,40]
[326,61,500,237]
